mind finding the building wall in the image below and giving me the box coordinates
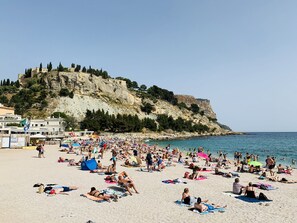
[0,107,15,115]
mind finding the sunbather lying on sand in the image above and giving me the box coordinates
[91,163,116,174]
[81,187,118,202]
[267,176,297,183]
[43,185,78,195]
[193,197,226,213]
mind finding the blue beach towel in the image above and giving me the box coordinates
[188,205,226,215]
[235,196,272,203]
[175,200,192,207]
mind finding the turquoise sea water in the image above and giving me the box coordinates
[149,132,297,167]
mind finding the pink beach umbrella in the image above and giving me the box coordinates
[197,152,209,160]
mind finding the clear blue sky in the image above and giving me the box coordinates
[1,0,297,132]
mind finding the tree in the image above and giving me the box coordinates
[190,104,200,114]
[71,63,75,68]
[6,79,10,86]
[39,63,42,72]
[141,102,154,114]
[59,88,70,97]
[74,65,81,72]
[131,81,138,89]
[52,112,77,130]
[139,84,147,91]
[24,68,32,78]
[69,91,74,98]
[14,80,20,88]
[57,62,64,71]
[82,66,86,72]
[0,95,8,104]
[87,66,92,73]
[47,62,52,71]
[0,80,2,86]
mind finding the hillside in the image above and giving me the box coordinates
[0,65,233,135]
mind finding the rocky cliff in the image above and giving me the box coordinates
[175,95,217,120]
[38,71,231,134]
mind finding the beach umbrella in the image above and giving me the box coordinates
[197,152,209,160]
[248,161,262,167]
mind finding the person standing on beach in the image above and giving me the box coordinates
[36,144,42,158]
[39,144,45,158]
[266,156,275,176]
[146,150,153,172]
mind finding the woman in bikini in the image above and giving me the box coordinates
[245,182,256,198]
[82,187,118,202]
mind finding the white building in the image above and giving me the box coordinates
[0,115,65,148]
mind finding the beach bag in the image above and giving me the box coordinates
[184,172,190,178]
[258,192,269,201]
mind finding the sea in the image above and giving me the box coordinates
[149,132,297,168]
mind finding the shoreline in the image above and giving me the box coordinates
[99,131,243,141]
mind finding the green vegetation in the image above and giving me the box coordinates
[147,85,178,105]
[59,88,74,98]
[157,114,209,133]
[80,109,208,133]
[80,109,157,132]
[115,77,138,89]
[52,112,77,131]
[190,103,200,114]
[141,102,154,114]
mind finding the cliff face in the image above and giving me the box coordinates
[40,71,230,134]
[175,95,217,120]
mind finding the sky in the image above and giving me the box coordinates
[1,0,297,132]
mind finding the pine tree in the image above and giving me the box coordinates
[71,63,75,68]
[74,65,81,72]
[47,62,52,71]
[57,62,64,72]
[0,80,2,86]
[39,63,42,72]
[82,66,86,72]
[15,80,20,88]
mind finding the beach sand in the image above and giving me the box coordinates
[0,145,296,223]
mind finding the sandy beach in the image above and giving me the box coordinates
[0,144,296,223]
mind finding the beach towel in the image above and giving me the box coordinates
[195,176,207,181]
[235,196,272,203]
[80,188,127,203]
[254,183,278,190]
[175,200,192,207]
[80,194,107,203]
[105,180,117,184]
[102,188,127,198]
[188,205,225,215]
[162,179,187,184]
